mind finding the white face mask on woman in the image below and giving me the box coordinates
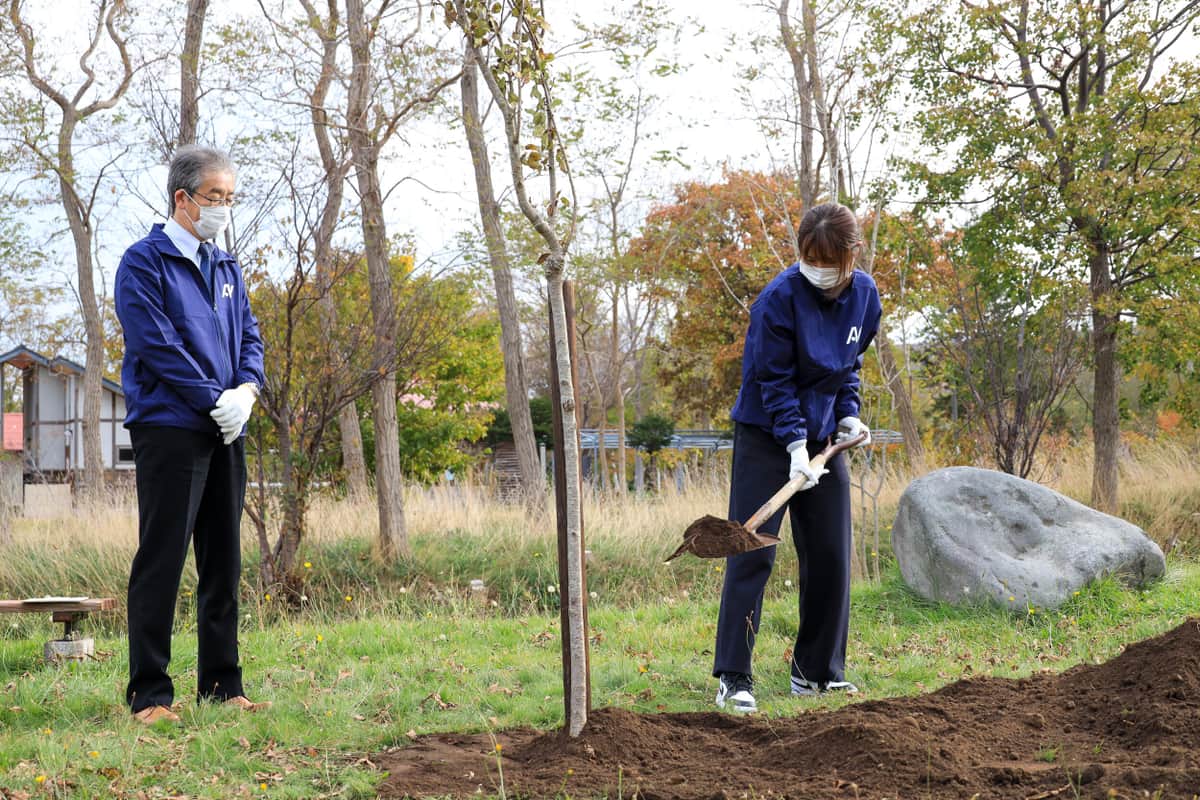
[798,260,844,290]
[186,194,231,241]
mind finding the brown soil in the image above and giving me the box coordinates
[665,515,781,561]
[377,619,1200,799]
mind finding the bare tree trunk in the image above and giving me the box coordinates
[616,387,628,495]
[338,405,369,496]
[802,0,841,201]
[546,256,587,736]
[300,0,369,498]
[53,119,106,501]
[611,295,627,495]
[9,0,134,502]
[178,0,208,147]
[583,350,609,492]
[778,0,815,209]
[1089,243,1120,513]
[346,0,407,559]
[875,331,925,473]
[460,50,541,499]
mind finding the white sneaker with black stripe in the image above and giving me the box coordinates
[791,675,859,696]
[716,672,757,713]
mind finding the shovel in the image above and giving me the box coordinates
[664,431,869,562]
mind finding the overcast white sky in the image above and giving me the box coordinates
[332,0,779,269]
[7,0,1196,350]
[10,0,777,290]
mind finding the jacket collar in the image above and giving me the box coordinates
[163,217,202,264]
[148,222,232,266]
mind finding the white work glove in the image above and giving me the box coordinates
[210,383,257,445]
[836,416,872,448]
[786,439,827,491]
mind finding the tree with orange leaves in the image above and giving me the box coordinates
[628,170,804,426]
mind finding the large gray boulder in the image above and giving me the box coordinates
[892,466,1165,610]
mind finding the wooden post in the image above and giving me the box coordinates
[549,280,591,722]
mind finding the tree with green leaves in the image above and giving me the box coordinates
[916,211,1089,477]
[893,0,1200,511]
[627,411,674,489]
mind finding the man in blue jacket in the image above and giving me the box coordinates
[115,145,266,725]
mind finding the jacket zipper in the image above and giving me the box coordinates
[210,260,234,384]
[189,253,234,387]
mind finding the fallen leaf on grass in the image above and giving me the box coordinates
[419,692,456,710]
[405,729,418,740]
[238,737,251,749]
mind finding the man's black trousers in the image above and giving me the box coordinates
[126,425,246,712]
[713,422,853,685]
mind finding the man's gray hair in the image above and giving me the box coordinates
[166,145,236,215]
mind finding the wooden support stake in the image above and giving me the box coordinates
[549,280,591,721]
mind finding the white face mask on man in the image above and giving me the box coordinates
[798,260,844,290]
[186,194,231,241]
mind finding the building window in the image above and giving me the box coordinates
[117,446,134,464]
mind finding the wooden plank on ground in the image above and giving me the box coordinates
[0,598,116,614]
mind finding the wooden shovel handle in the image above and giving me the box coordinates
[742,432,868,534]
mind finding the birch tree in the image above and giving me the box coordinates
[178,0,208,148]
[344,0,458,559]
[767,0,927,471]
[461,43,542,500]
[4,0,135,500]
[253,0,372,497]
[451,0,588,736]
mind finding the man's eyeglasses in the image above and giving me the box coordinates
[188,192,237,207]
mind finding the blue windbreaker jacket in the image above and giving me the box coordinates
[115,224,265,435]
[731,265,882,447]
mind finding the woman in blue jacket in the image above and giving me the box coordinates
[714,203,882,714]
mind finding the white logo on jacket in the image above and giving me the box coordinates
[846,326,861,345]
[221,284,234,299]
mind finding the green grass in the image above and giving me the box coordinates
[2,556,1199,798]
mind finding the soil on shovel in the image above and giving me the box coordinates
[665,514,780,561]
[376,618,1200,799]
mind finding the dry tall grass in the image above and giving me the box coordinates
[3,433,1196,568]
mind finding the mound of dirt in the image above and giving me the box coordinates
[377,619,1200,799]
